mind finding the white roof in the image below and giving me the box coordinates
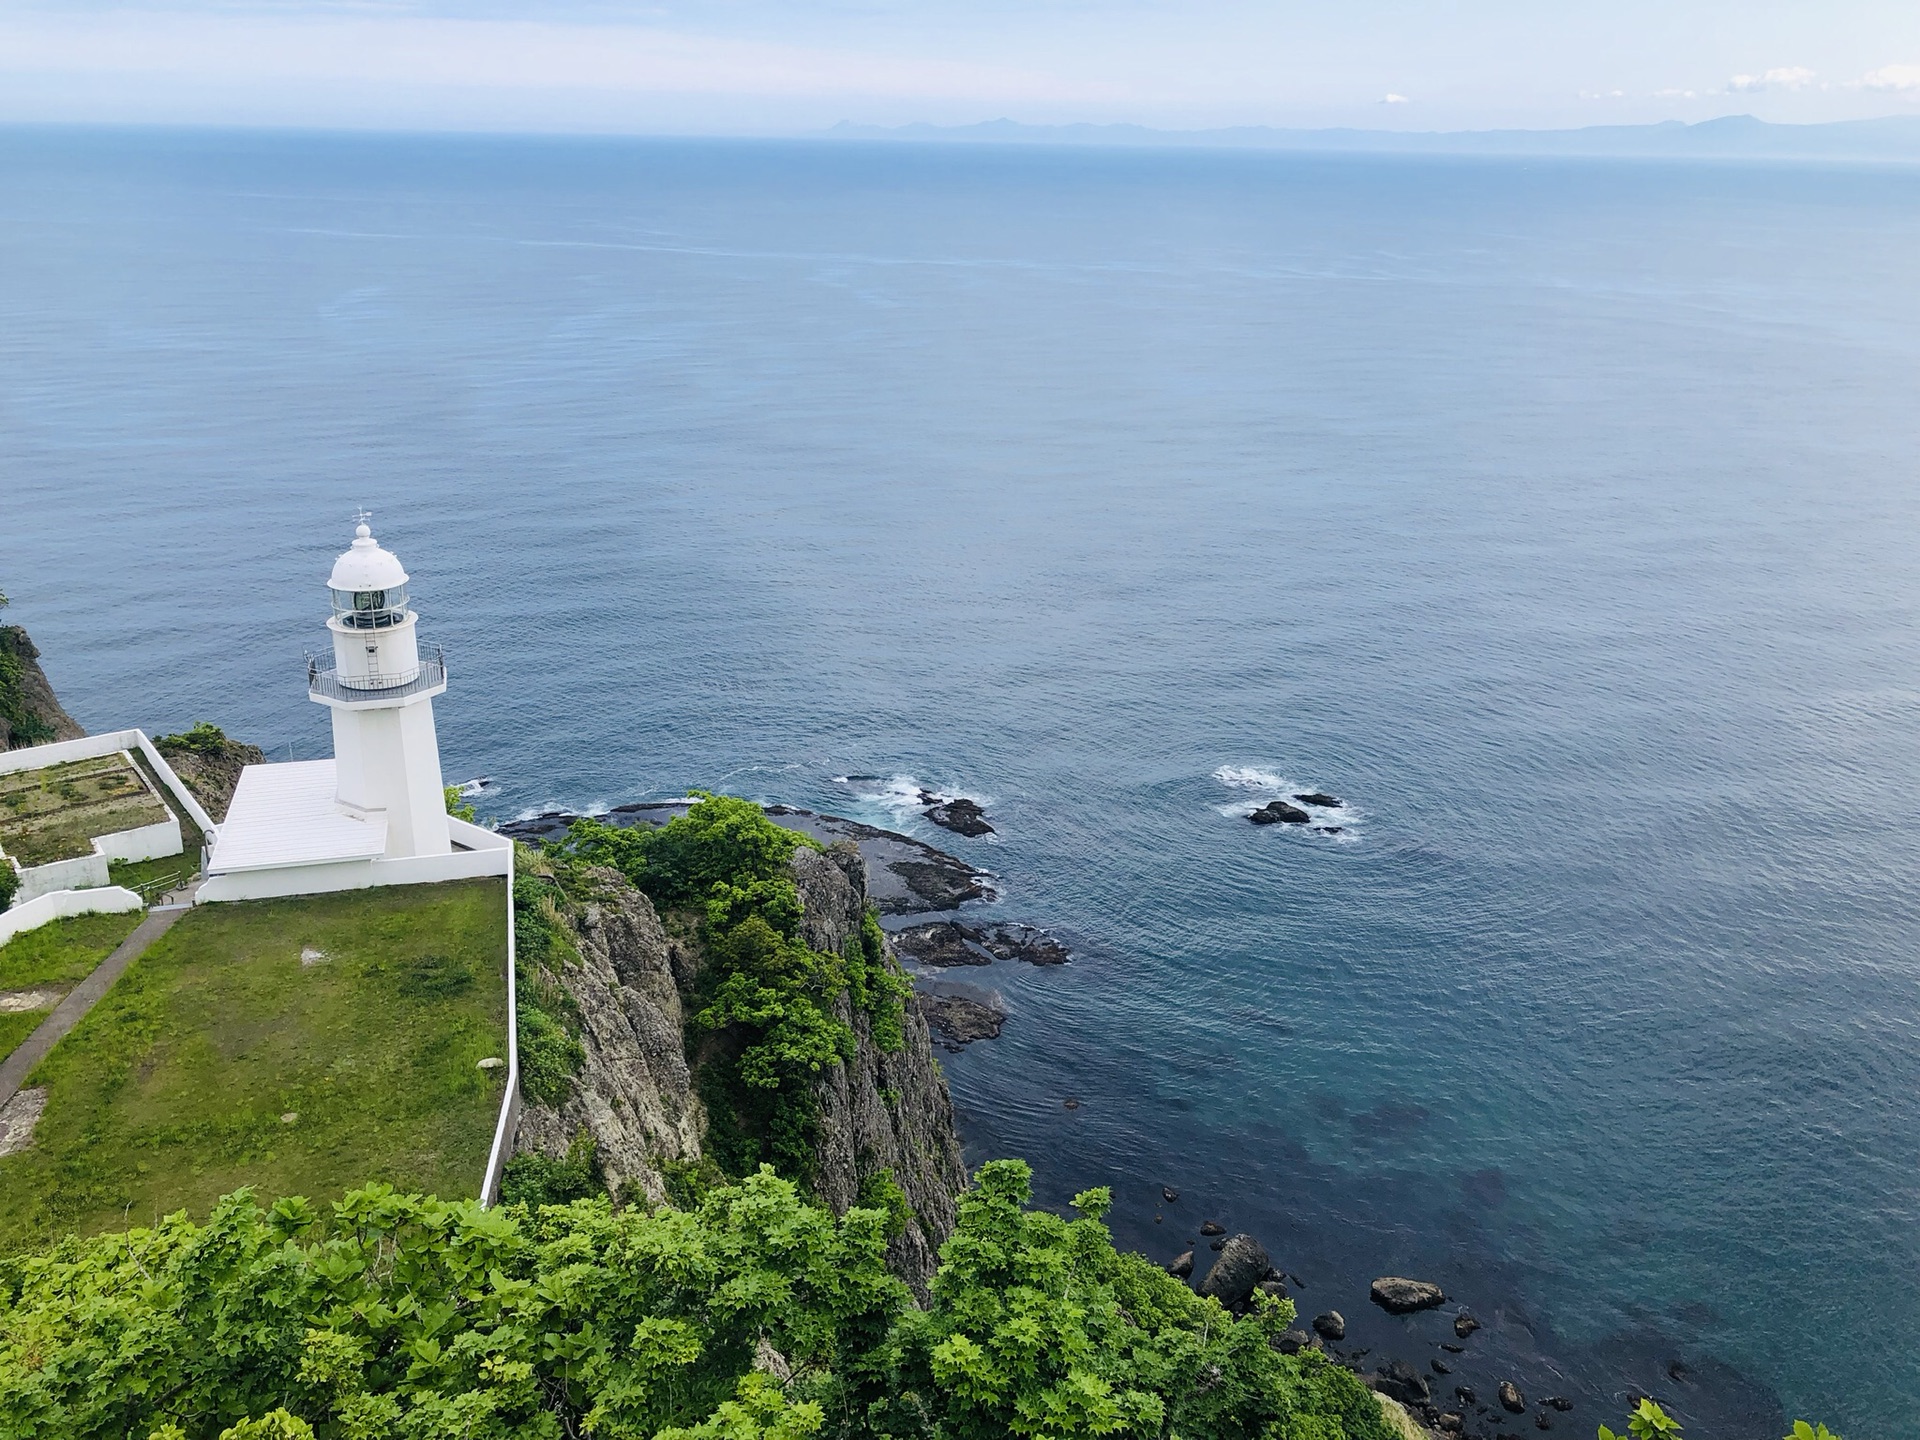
[209,760,388,872]
[327,524,409,592]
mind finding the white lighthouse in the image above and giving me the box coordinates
[200,516,509,903]
[310,520,451,858]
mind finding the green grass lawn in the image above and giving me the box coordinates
[0,1011,46,1065]
[0,908,144,991]
[0,878,509,1252]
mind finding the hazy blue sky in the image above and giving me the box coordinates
[2,1,1918,134]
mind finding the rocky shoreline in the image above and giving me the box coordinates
[503,795,1781,1439]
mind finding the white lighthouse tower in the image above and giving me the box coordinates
[308,518,452,858]
[199,515,509,902]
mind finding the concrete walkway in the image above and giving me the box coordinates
[0,901,190,1111]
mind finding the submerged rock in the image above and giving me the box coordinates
[890,922,986,967]
[1371,1277,1447,1314]
[974,922,1070,965]
[1500,1381,1526,1413]
[1249,799,1311,825]
[913,992,1005,1047]
[1200,1219,1226,1236]
[1454,1310,1481,1338]
[1198,1234,1271,1309]
[1293,792,1342,807]
[1162,1185,1180,1203]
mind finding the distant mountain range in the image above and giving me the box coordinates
[827,114,1920,160]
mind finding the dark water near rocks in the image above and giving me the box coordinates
[6,127,1920,1437]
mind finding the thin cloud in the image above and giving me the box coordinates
[1860,63,1920,92]
[1379,92,1408,104]
[1726,66,1815,93]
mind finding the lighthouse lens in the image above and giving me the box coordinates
[354,589,386,611]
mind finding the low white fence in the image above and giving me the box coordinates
[0,885,144,948]
[0,729,219,841]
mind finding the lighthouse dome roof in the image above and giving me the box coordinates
[328,524,410,591]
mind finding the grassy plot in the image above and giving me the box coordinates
[0,754,170,865]
[0,908,144,991]
[0,878,508,1252]
[0,909,146,1064]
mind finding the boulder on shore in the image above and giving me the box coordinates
[1200,1220,1226,1236]
[1197,1234,1271,1310]
[1249,799,1311,825]
[1499,1381,1526,1413]
[1312,1310,1347,1342]
[1373,1359,1431,1406]
[1371,1276,1447,1314]
[1272,1329,1315,1355]
[1454,1310,1481,1338]
[1168,1250,1194,1279]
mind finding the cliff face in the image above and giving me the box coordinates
[0,626,83,750]
[514,840,968,1291]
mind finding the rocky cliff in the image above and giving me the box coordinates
[512,838,968,1292]
[154,724,268,821]
[0,626,83,750]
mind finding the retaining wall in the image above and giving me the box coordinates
[0,885,144,948]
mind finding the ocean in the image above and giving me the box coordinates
[5,126,1920,1437]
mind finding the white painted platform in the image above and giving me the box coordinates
[208,761,387,873]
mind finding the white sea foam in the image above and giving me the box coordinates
[1213,765,1359,841]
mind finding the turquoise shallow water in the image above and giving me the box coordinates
[6,128,1920,1436]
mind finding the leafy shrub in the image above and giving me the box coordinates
[0,1160,1391,1440]
[1600,1400,1842,1440]
[0,862,15,913]
[156,721,231,756]
[857,1167,913,1241]
[498,1132,600,1208]
[443,784,477,823]
[516,1003,583,1106]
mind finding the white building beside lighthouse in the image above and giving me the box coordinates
[198,519,510,903]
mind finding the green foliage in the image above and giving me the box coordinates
[845,909,909,1054]
[0,1161,1386,1440]
[1598,1402,1844,1440]
[511,849,587,1107]
[875,1160,1389,1440]
[565,792,819,912]
[856,1168,913,1242]
[498,1132,600,1209]
[157,721,232,756]
[0,862,15,913]
[516,1003,584,1106]
[0,627,55,751]
[563,798,911,1187]
[444,784,478,823]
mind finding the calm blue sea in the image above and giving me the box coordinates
[5,127,1920,1437]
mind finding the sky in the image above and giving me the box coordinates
[1,1,1918,135]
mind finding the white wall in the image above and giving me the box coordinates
[13,852,109,904]
[195,822,509,904]
[94,815,183,864]
[0,885,143,947]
